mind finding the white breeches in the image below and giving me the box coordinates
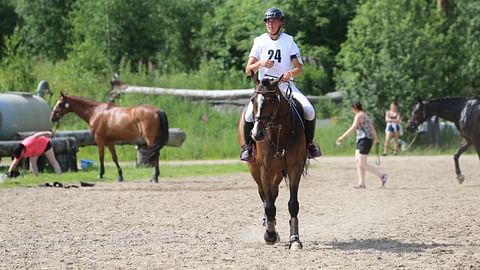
[244,82,315,122]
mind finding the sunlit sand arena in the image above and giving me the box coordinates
[1,155,479,269]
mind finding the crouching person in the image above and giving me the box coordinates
[6,131,62,177]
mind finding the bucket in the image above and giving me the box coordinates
[80,159,94,171]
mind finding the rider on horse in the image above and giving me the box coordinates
[241,7,322,161]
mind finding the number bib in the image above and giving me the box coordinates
[249,33,303,80]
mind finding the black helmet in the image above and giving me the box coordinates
[263,7,285,22]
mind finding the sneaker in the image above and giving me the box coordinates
[240,145,255,162]
[307,143,322,159]
[380,174,388,187]
[353,184,366,189]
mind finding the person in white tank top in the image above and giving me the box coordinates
[240,7,321,161]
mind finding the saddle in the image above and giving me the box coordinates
[290,98,306,129]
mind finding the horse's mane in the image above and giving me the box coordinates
[428,96,479,103]
[66,94,105,106]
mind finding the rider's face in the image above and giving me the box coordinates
[265,18,282,35]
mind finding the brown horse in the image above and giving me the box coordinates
[50,93,169,183]
[237,75,307,249]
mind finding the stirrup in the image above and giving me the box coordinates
[240,145,255,162]
[307,143,321,159]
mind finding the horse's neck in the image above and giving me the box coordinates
[426,99,466,123]
[70,97,102,123]
[273,99,293,124]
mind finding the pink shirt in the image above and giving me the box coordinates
[20,136,50,158]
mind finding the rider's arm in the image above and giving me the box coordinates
[282,57,303,82]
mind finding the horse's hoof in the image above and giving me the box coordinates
[289,241,303,250]
[457,174,465,184]
[150,178,158,183]
[117,177,124,182]
[264,231,280,245]
[289,235,303,250]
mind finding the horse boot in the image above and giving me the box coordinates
[240,121,255,162]
[305,119,322,159]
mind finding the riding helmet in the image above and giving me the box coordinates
[263,7,285,22]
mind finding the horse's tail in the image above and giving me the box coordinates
[156,110,169,150]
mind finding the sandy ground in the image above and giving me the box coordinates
[0,155,480,270]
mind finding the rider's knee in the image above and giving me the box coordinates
[303,106,315,121]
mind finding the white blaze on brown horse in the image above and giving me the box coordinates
[238,74,307,249]
[50,92,168,183]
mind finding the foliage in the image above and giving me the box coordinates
[448,1,480,93]
[15,0,74,61]
[0,0,17,58]
[0,27,35,91]
[335,0,454,123]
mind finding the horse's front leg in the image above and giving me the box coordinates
[288,174,302,250]
[453,139,471,184]
[262,174,281,245]
[106,143,123,182]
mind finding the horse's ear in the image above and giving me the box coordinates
[272,74,284,85]
[60,91,65,97]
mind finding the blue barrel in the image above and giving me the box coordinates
[0,92,53,140]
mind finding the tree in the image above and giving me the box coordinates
[335,0,453,122]
[0,27,35,91]
[15,0,74,61]
[0,0,18,58]
[68,0,164,73]
[448,0,480,94]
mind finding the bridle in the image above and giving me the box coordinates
[408,102,427,131]
[252,89,282,125]
[51,97,70,123]
[252,87,295,158]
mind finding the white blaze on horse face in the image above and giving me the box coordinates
[251,94,265,138]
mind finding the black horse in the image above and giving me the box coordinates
[407,97,480,183]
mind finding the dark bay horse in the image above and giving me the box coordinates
[237,75,306,249]
[407,97,480,183]
[50,93,169,182]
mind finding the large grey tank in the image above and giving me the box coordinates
[0,92,53,140]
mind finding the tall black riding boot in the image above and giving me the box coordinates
[305,119,322,158]
[240,121,255,162]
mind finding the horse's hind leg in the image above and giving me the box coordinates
[151,151,160,183]
[97,141,106,179]
[288,175,303,250]
[107,144,124,182]
[454,139,471,184]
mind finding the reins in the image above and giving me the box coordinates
[264,73,321,88]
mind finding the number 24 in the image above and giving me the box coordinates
[267,49,282,63]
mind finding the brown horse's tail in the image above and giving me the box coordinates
[156,110,169,150]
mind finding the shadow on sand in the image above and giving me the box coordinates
[321,238,457,253]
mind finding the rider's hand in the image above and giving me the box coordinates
[260,59,274,69]
[282,71,293,82]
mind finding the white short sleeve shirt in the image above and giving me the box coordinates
[249,33,304,80]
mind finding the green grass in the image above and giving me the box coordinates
[0,162,249,188]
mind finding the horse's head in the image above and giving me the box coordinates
[407,98,427,132]
[250,75,283,141]
[50,92,72,123]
